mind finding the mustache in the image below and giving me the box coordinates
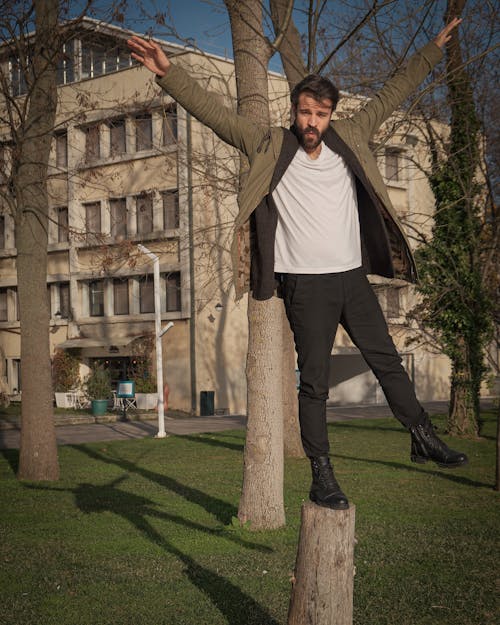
[302,126,319,136]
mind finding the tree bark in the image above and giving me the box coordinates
[16,0,60,481]
[270,0,307,91]
[495,397,500,491]
[224,0,286,529]
[283,306,304,458]
[239,297,285,528]
[449,370,478,437]
[288,502,356,625]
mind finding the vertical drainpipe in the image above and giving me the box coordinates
[187,112,197,415]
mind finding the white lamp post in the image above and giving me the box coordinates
[137,244,174,438]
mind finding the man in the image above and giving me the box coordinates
[128,17,467,510]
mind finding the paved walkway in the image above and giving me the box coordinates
[0,400,495,450]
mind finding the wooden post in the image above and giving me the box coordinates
[288,501,356,625]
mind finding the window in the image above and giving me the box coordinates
[0,289,7,321]
[56,40,74,85]
[162,190,179,229]
[386,288,400,318]
[109,118,126,156]
[110,198,127,238]
[82,42,105,78]
[57,207,69,243]
[49,283,70,319]
[135,113,152,151]
[85,202,101,241]
[89,280,104,317]
[12,359,21,392]
[85,124,100,162]
[0,143,11,181]
[162,105,177,145]
[136,194,153,235]
[81,40,135,79]
[113,279,129,315]
[0,216,5,249]
[385,148,401,182]
[59,283,70,319]
[9,56,28,97]
[55,131,68,168]
[139,277,154,313]
[166,272,181,312]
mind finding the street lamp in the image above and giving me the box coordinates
[137,244,174,438]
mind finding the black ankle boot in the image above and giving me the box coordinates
[309,456,349,510]
[409,414,468,468]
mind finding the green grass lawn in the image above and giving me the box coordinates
[1,413,498,625]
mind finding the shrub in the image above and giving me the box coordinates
[52,349,80,392]
[84,364,111,400]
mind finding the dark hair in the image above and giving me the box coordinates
[291,74,339,110]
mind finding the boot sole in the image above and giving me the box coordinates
[411,455,468,469]
[309,493,349,510]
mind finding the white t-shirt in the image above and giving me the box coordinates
[272,142,362,274]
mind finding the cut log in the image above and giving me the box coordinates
[288,501,356,625]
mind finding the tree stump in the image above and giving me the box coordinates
[288,501,356,625]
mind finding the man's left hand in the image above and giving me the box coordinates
[434,16,462,49]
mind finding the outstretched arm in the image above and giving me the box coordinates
[352,18,462,138]
[126,36,266,157]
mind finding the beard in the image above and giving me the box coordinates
[297,126,324,152]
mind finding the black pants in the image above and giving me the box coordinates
[282,267,425,457]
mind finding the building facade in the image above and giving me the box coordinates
[0,18,480,415]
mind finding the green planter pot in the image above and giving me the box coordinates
[91,399,108,416]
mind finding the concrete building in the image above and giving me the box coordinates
[0,18,472,414]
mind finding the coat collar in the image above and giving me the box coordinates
[270,123,367,196]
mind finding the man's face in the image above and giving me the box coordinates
[294,92,333,154]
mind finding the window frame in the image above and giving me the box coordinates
[84,123,101,163]
[89,280,105,317]
[139,276,155,314]
[110,197,127,239]
[135,113,153,152]
[113,278,129,315]
[166,272,181,312]
[57,206,69,243]
[108,117,127,157]
[136,193,153,235]
[162,189,179,230]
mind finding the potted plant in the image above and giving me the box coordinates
[134,374,158,410]
[84,363,111,416]
[52,349,81,408]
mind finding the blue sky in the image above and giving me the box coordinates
[95,0,289,71]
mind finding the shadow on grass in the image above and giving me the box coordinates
[180,433,245,453]
[26,478,280,625]
[328,420,408,435]
[74,444,238,525]
[334,453,492,489]
[0,448,19,475]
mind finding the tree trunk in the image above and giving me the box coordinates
[283,306,304,458]
[448,359,479,438]
[270,0,307,90]
[288,502,356,625]
[224,0,286,529]
[239,297,285,528]
[495,397,500,491]
[17,0,60,481]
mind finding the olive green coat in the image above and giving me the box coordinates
[157,42,443,299]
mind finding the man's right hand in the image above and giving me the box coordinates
[127,36,171,77]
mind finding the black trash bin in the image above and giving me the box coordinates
[200,391,215,416]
